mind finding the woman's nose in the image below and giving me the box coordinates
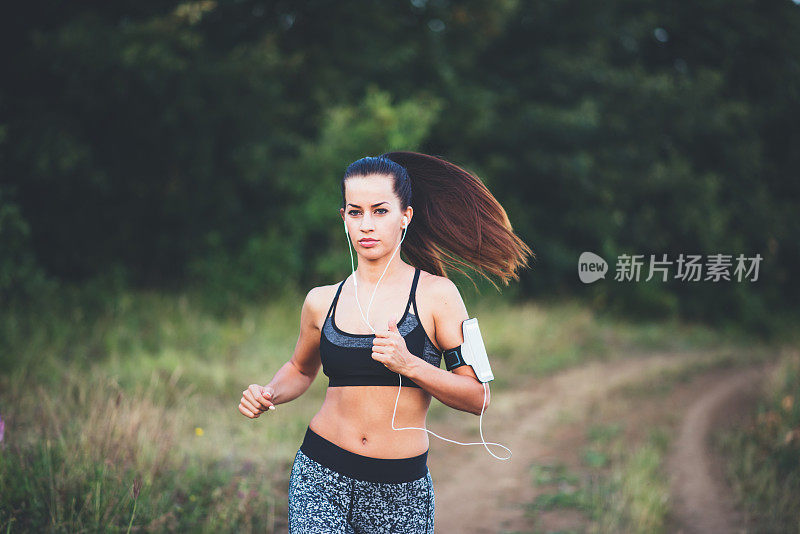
[360,213,375,231]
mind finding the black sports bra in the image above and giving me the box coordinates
[320,267,444,387]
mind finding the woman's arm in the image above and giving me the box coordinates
[239,287,324,418]
[266,287,325,405]
[405,277,490,416]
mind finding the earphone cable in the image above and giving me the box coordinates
[344,219,512,461]
[391,374,512,460]
[347,224,408,333]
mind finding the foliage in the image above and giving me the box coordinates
[1,0,798,331]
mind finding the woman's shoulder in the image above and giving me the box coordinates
[417,269,462,304]
[416,270,468,341]
[303,281,345,316]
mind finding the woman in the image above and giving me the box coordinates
[238,151,532,533]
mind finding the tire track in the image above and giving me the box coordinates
[427,352,711,533]
[666,364,773,534]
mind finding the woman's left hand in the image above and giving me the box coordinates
[372,316,415,375]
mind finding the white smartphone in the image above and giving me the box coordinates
[462,318,494,383]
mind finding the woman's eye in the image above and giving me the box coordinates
[348,210,361,216]
[375,208,388,214]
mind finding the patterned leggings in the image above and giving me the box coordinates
[288,426,435,533]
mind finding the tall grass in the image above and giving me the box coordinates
[715,347,800,533]
[0,288,316,531]
[0,364,288,531]
[0,284,780,532]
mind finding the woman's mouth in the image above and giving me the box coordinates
[358,239,379,248]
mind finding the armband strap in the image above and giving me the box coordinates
[443,345,467,371]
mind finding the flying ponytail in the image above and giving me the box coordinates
[341,151,534,289]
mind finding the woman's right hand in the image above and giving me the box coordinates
[239,384,276,419]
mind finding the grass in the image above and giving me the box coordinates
[469,294,760,389]
[714,347,800,533]
[527,423,671,534]
[610,344,776,399]
[0,284,788,532]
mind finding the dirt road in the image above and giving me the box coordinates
[427,352,715,532]
[427,353,772,533]
[666,365,771,534]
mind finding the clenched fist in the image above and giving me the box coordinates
[239,384,276,418]
[371,315,416,376]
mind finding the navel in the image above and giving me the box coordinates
[361,436,368,445]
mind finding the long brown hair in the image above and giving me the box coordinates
[341,151,534,290]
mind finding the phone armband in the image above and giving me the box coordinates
[441,318,494,383]
[443,345,467,371]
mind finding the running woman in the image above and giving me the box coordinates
[238,151,532,533]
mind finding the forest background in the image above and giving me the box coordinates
[2,0,798,339]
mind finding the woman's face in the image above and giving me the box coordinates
[340,174,412,258]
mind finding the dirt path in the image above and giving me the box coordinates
[427,352,776,534]
[665,365,772,534]
[426,352,718,533]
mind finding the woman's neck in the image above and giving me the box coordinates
[355,255,410,286]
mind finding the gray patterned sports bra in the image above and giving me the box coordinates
[319,267,443,388]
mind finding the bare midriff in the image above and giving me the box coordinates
[308,385,432,459]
